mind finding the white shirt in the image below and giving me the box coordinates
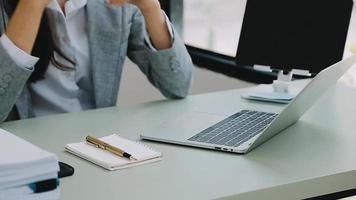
[0,0,173,117]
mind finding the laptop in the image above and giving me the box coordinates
[141,55,356,153]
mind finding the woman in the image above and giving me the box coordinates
[0,0,193,122]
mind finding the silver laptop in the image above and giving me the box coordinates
[141,55,356,154]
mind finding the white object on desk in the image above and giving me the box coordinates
[243,70,311,103]
[66,134,162,171]
[0,129,59,200]
[142,54,356,154]
[241,79,309,104]
[273,70,293,93]
[241,91,294,104]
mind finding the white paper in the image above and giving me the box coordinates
[66,134,162,170]
[0,129,59,189]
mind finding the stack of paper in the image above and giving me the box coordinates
[0,129,60,200]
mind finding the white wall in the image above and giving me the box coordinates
[117,59,254,106]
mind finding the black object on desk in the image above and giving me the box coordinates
[58,162,74,178]
[29,162,74,194]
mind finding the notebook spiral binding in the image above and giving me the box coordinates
[116,134,157,152]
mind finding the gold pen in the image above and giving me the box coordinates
[86,136,137,160]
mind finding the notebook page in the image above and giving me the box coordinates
[66,134,161,170]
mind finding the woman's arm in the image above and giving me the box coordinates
[126,6,193,99]
[5,0,50,53]
[0,0,49,123]
[108,0,172,50]
[109,0,192,99]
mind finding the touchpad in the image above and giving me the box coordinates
[143,111,227,141]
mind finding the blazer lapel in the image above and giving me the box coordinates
[86,0,124,108]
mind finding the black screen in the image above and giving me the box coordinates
[236,0,353,73]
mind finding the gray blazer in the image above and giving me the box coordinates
[0,0,193,123]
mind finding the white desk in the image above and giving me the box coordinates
[2,81,356,200]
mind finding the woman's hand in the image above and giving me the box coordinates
[107,0,172,50]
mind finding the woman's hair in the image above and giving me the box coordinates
[3,0,74,82]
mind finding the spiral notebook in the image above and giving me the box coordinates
[65,134,162,171]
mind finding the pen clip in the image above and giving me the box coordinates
[85,137,104,150]
[86,140,100,148]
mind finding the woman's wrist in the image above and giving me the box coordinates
[138,1,172,50]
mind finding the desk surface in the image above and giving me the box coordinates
[2,81,356,200]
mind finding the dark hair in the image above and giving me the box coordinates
[3,0,74,82]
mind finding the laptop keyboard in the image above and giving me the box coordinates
[188,110,277,147]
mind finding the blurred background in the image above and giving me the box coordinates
[118,0,356,106]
